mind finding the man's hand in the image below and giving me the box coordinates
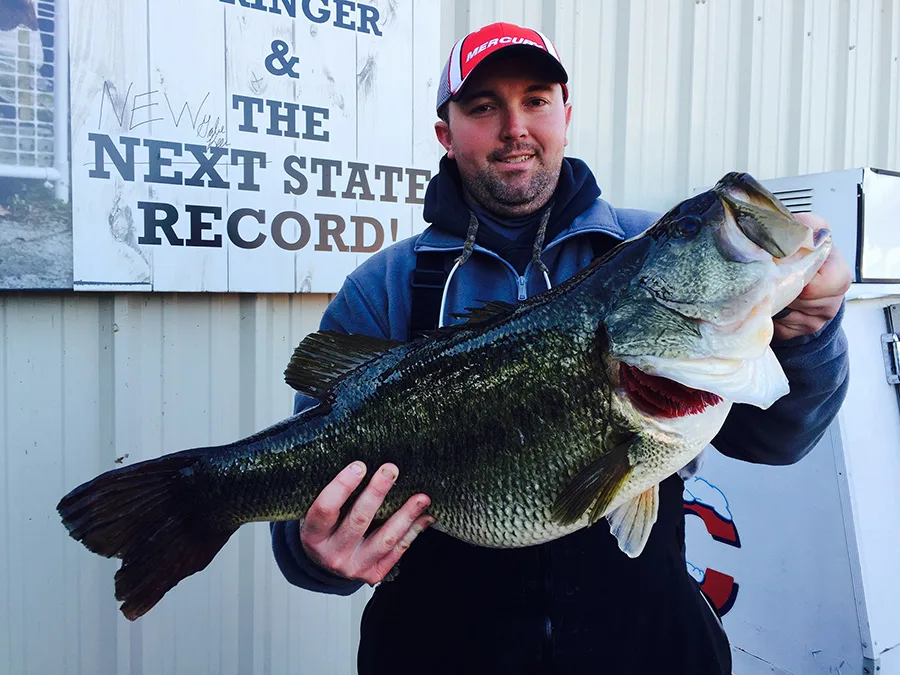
[299,461,435,585]
[773,213,852,341]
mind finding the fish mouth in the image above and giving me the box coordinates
[714,172,831,260]
[620,363,722,418]
[643,173,832,326]
[714,173,833,319]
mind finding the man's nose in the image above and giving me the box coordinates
[500,108,528,141]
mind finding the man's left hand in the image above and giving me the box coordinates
[773,213,852,341]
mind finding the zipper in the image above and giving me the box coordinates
[417,226,611,305]
[419,243,537,302]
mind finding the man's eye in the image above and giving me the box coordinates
[527,98,548,107]
[468,104,493,114]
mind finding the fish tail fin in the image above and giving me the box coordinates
[56,450,237,620]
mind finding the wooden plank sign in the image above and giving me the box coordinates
[70,0,442,293]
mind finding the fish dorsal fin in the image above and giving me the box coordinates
[283,330,402,399]
[451,300,517,325]
[606,484,659,558]
[551,434,637,526]
[418,299,519,341]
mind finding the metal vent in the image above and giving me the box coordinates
[771,187,814,213]
[0,0,56,168]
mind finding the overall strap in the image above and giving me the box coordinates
[409,250,453,340]
[589,232,609,260]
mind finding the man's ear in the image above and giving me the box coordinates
[434,120,454,158]
[564,103,572,147]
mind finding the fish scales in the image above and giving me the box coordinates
[199,286,629,548]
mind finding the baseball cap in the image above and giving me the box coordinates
[436,22,569,113]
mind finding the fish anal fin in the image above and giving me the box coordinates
[606,483,660,558]
[551,434,637,527]
[283,330,402,398]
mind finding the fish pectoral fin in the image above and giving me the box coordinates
[551,433,637,527]
[283,330,403,398]
[606,484,660,558]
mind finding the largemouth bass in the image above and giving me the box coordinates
[57,173,832,620]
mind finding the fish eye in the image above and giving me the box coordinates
[673,215,702,239]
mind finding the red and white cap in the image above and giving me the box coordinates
[437,22,569,112]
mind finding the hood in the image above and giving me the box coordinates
[422,155,603,257]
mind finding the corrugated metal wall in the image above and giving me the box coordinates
[2,293,377,675]
[2,1,899,673]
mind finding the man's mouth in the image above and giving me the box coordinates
[497,154,534,164]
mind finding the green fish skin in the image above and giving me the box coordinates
[57,172,832,621]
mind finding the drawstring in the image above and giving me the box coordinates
[438,211,480,328]
[437,203,555,328]
[531,203,554,290]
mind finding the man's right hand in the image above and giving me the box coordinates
[299,461,435,585]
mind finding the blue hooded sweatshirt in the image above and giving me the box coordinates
[270,156,849,674]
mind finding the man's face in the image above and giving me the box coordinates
[435,53,572,218]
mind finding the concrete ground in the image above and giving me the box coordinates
[0,212,73,289]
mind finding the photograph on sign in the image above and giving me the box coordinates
[0,1,71,290]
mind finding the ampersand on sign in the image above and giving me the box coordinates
[265,40,300,79]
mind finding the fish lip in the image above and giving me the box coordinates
[713,174,828,259]
[813,227,831,247]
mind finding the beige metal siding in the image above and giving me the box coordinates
[552,0,900,211]
[0,292,375,675]
[2,1,899,673]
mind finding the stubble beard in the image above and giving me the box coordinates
[462,151,561,218]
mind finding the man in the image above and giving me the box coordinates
[271,22,850,674]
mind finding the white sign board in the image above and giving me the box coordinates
[70,0,442,292]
